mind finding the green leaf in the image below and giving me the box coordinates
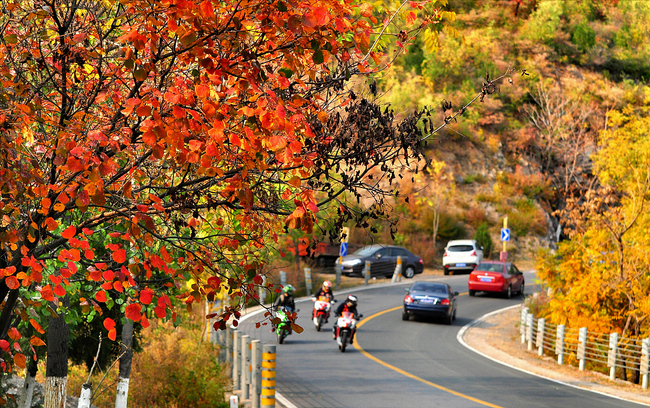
[279,68,293,78]
[133,67,147,81]
[277,1,287,12]
[312,49,324,65]
[4,34,18,44]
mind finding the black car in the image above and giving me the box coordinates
[402,282,458,324]
[340,245,424,279]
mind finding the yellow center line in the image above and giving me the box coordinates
[354,302,504,408]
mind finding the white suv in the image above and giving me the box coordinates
[442,240,484,275]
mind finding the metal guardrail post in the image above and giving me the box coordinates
[364,261,371,285]
[259,276,267,305]
[335,258,342,291]
[304,267,312,295]
[233,330,241,390]
[641,338,650,390]
[226,327,233,367]
[390,256,403,283]
[608,332,619,381]
[251,340,261,408]
[577,327,587,371]
[526,313,534,351]
[556,324,565,365]
[536,318,545,356]
[520,307,529,343]
[261,344,276,408]
[241,335,250,400]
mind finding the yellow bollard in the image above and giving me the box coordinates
[261,345,276,408]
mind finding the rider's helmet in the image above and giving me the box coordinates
[322,280,332,289]
[282,284,295,295]
[346,295,358,306]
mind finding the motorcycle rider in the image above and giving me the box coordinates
[312,280,335,322]
[271,285,295,332]
[333,294,359,340]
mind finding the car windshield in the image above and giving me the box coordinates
[447,245,474,252]
[476,263,504,272]
[411,283,447,294]
[352,246,383,256]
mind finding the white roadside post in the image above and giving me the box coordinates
[536,318,545,356]
[259,276,267,305]
[363,261,371,285]
[304,267,312,296]
[241,335,250,400]
[226,327,233,371]
[641,338,650,390]
[520,307,529,343]
[391,256,403,283]
[577,327,587,371]
[608,332,619,381]
[251,340,261,408]
[526,313,534,351]
[556,324,565,365]
[233,330,241,390]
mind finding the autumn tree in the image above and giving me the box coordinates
[537,103,650,383]
[0,0,499,388]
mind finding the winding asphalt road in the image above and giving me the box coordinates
[238,272,648,407]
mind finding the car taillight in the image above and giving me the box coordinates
[470,250,477,256]
[418,258,423,264]
[404,295,413,304]
[441,298,450,305]
[469,273,476,281]
[444,251,448,257]
[494,274,504,282]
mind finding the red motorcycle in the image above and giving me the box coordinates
[334,311,362,352]
[311,297,335,331]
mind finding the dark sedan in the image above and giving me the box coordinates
[340,245,424,279]
[402,282,458,324]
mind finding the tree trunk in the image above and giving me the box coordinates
[115,319,134,408]
[45,297,69,408]
[19,357,38,408]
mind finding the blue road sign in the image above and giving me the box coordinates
[340,242,348,257]
[501,228,511,242]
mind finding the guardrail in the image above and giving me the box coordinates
[211,326,276,408]
[519,307,650,389]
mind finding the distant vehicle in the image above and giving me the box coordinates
[468,261,525,299]
[341,245,424,279]
[285,239,361,268]
[442,239,484,275]
[402,282,458,324]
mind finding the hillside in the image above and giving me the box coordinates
[352,0,650,267]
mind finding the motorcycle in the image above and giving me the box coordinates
[334,311,362,352]
[274,306,296,344]
[311,297,336,331]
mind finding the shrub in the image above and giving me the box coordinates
[67,307,229,408]
[508,202,547,236]
[464,206,488,229]
[474,222,494,259]
[436,212,466,241]
[571,22,595,52]
[128,309,229,408]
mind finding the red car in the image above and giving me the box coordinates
[468,261,524,298]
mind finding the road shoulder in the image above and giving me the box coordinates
[461,306,650,407]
